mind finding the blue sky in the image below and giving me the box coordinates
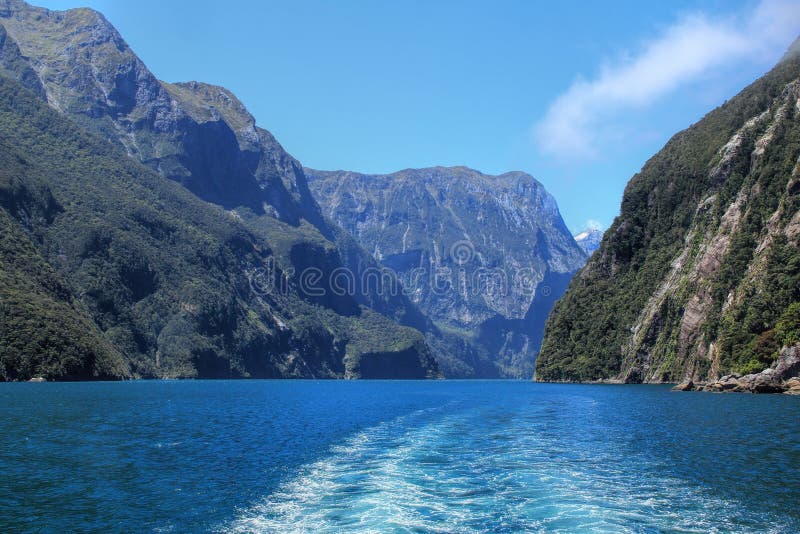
[34,0,800,232]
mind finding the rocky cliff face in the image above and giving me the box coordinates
[536,44,800,385]
[574,228,603,256]
[307,167,587,377]
[0,0,440,380]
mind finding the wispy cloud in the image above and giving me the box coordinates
[534,0,800,160]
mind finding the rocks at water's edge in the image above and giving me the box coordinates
[673,345,800,394]
[672,380,694,391]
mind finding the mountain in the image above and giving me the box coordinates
[0,75,440,380]
[574,228,603,255]
[0,0,440,380]
[535,43,800,384]
[307,167,587,377]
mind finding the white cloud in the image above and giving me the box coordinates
[534,0,800,160]
[585,219,604,231]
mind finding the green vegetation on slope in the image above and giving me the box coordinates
[0,179,128,379]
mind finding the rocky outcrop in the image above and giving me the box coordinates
[673,345,800,394]
[671,380,694,391]
[785,377,800,395]
[307,167,587,377]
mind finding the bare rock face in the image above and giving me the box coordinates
[0,24,44,97]
[773,344,800,379]
[785,377,800,395]
[307,167,587,377]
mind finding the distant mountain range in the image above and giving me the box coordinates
[6,0,793,386]
[536,40,800,386]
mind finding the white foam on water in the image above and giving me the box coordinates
[222,401,794,533]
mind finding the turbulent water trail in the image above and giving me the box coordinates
[225,397,791,533]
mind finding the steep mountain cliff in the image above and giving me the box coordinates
[0,0,440,380]
[536,44,800,384]
[307,167,587,377]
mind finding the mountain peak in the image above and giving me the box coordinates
[0,0,118,43]
[574,228,603,255]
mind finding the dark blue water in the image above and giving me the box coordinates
[1,381,798,532]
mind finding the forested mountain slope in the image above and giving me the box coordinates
[536,44,800,384]
[0,75,439,380]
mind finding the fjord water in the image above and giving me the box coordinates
[1,381,798,532]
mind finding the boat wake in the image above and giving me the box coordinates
[224,398,793,533]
